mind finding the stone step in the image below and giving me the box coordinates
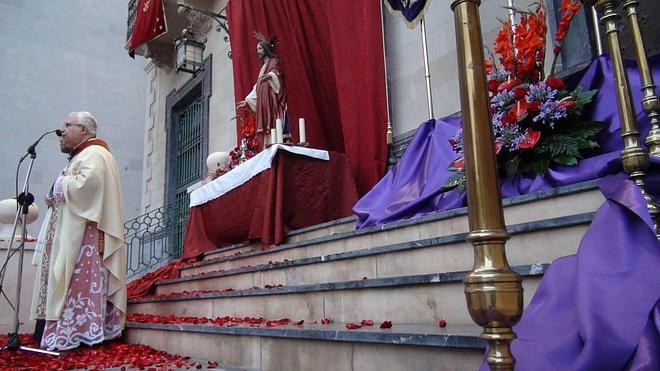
[197,216,358,263]
[129,264,547,326]
[182,181,601,275]
[125,322,485,371]
[178,210,592,282]
[200,241,255,261]
[158,212,589,295]
[284,215,357,243]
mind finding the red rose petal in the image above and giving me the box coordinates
[379,321,393,329]
[438,319,448,328]
[345,323,363,330]
[361,319,374,326]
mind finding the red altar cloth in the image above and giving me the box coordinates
[183,151,358,259]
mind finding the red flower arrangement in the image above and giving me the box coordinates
[444,0,601,191]
[230,109,261,169]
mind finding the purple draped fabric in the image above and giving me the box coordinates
[477,158,660,370]
[354,54,660,370]
[354,55,659,229]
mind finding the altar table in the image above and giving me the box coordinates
[183,149,358,258]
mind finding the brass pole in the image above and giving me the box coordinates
[586,0,659,238]
[621,0,660,156]
[450,1,523,370]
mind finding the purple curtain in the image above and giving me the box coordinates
[354,55,659,229]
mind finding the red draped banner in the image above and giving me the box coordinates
[126,0,167,52]
[227,0,388,196]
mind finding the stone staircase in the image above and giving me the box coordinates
[124,180,604,370]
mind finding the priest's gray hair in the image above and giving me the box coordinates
[72,111,97,136]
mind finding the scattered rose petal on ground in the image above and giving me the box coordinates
[379,321,393,329]
[345,323,363,330]
[361,319,374,326]
[438,319,447,328]
[0,334,206,370]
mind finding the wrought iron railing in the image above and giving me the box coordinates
[124,201,190,279]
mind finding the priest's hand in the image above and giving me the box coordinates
[44,196,54,209]
[236,100,247,109]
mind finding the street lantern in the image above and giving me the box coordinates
[175,28,206,74]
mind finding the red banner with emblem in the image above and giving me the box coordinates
[126,0,167,52]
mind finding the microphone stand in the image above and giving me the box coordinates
[0,135,60,356]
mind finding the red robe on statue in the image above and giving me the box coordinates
[246,57,287,136]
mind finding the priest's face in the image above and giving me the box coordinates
[59,114,88,153]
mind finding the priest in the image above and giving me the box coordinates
[30,111,126,351]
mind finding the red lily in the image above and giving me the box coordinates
[518,128,542,149]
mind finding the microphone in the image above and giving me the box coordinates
[26,129,61,155]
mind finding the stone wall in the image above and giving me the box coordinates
[0,0,146,226]
[139,0,573,209]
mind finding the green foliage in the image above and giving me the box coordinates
[573,89,598,110]
[516,120,601,175]
[441,172,467,193]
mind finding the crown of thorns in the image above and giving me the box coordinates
[253,31,278,47]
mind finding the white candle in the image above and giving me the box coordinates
[298,118,306,143]
[275,118,283,144]
[270,128,276,145]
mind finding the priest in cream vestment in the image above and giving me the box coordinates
[30,112,126,351]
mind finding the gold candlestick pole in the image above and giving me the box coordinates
[450,1,523,369]
[621,0,660,156]
[586,0,659,238]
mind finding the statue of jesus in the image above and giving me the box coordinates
[236,32,288,148]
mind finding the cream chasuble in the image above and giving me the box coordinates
[42,145,126,326]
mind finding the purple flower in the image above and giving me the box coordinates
[533,100,568,128]
[490,90,516,111]
[487,68,511,82]
[526,82,557,103]
[492,112,525,151]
